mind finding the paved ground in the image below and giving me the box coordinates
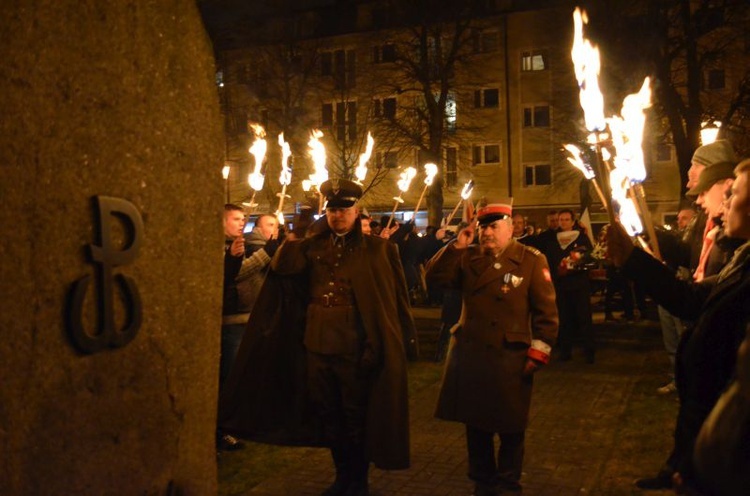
[221,305,679,495]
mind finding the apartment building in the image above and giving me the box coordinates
[216,0,690,228]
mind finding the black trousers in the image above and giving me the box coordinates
[555,285,594,354]
[307,352,370,484]
[466,425,525,491]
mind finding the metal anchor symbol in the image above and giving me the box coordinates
[67,196,144,353]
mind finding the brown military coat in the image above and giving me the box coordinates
[426,240,558,433]
[220,224,417,470]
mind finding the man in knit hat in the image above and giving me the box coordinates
[635,140,740,490]
[425,197,558,496]
[687,141,739,281]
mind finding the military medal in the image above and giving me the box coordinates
[501,273,511,293]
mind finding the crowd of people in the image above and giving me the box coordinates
[212,139,749,496]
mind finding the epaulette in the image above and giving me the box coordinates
[525,246,542,257]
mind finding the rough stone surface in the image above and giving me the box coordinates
[0,1,224,494]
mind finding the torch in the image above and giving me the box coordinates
[246,124,267,211]
[413,163,439,218]
[385,167,417,230]
[306,129,328,214]
[275,132,292,226]
[354,132,374,185]
[445,179,474,227]
[570,8,660,259]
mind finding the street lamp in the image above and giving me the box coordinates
[700,121,721,145]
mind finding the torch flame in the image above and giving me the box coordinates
[248,124,267,192]
[278,133,292,186]
[424,163,438,186]
[355,132,374,183]
[572,8,606,132]
[563,144,595,179]
[460,179,474,200]
[307,129,328,188]
[607,77,651,183]
[397,167,417,193]
[609,167,643,235]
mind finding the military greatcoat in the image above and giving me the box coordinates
[426,240,558,433]
[219,224,418,470]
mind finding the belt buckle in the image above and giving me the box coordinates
[323,294,330,307]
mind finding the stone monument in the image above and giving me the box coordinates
[0,1,225,493]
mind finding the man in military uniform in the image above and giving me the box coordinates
[425,198,558,496]
[227,178,417,496]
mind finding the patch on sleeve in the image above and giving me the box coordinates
[542,268,552,282]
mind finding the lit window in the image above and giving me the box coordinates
[521,51,547,71]
[445,92,457,133]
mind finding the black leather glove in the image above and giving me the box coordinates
[263,238,280,258]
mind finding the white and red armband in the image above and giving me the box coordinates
[527,339,552,364]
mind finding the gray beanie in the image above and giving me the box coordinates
[691,140,737,167]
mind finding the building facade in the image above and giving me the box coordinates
[216,0,690,229]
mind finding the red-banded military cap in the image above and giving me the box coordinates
[476,197,513,225]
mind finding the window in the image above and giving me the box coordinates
[321,103,333,126]
[321,52,333,76]
[320,49,356,89]
[523,105,550,127]
[474,88,499,109]
[521,50,547,71]
[445,91,457,133]
[445,147,458,187]
[322,102,357,141]
[373,44,396,63]
[373,97,397,119]
[473,30,499,54]
[655,143,672,162]
[524,164,552,186]
[375,151,398,169]
[706,69,725,90]
[472,144,501,166]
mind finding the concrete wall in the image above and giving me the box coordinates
[0,1,225,494]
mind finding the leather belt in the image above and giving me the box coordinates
[310,294,355,307]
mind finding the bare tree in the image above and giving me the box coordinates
[587,0,750,191]
[371,0,479,227]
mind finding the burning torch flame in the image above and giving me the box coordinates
[607,78,651,183]
[424,163,438,186]
[460,179,474,200]
[355,132,374,183]
[572,8,606,132]
[396,167,417,195]
[609,167,643,236]
[248,124,267,191]
[278,133,292,186]
[307,129,328,189]
[563,144,595,179]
